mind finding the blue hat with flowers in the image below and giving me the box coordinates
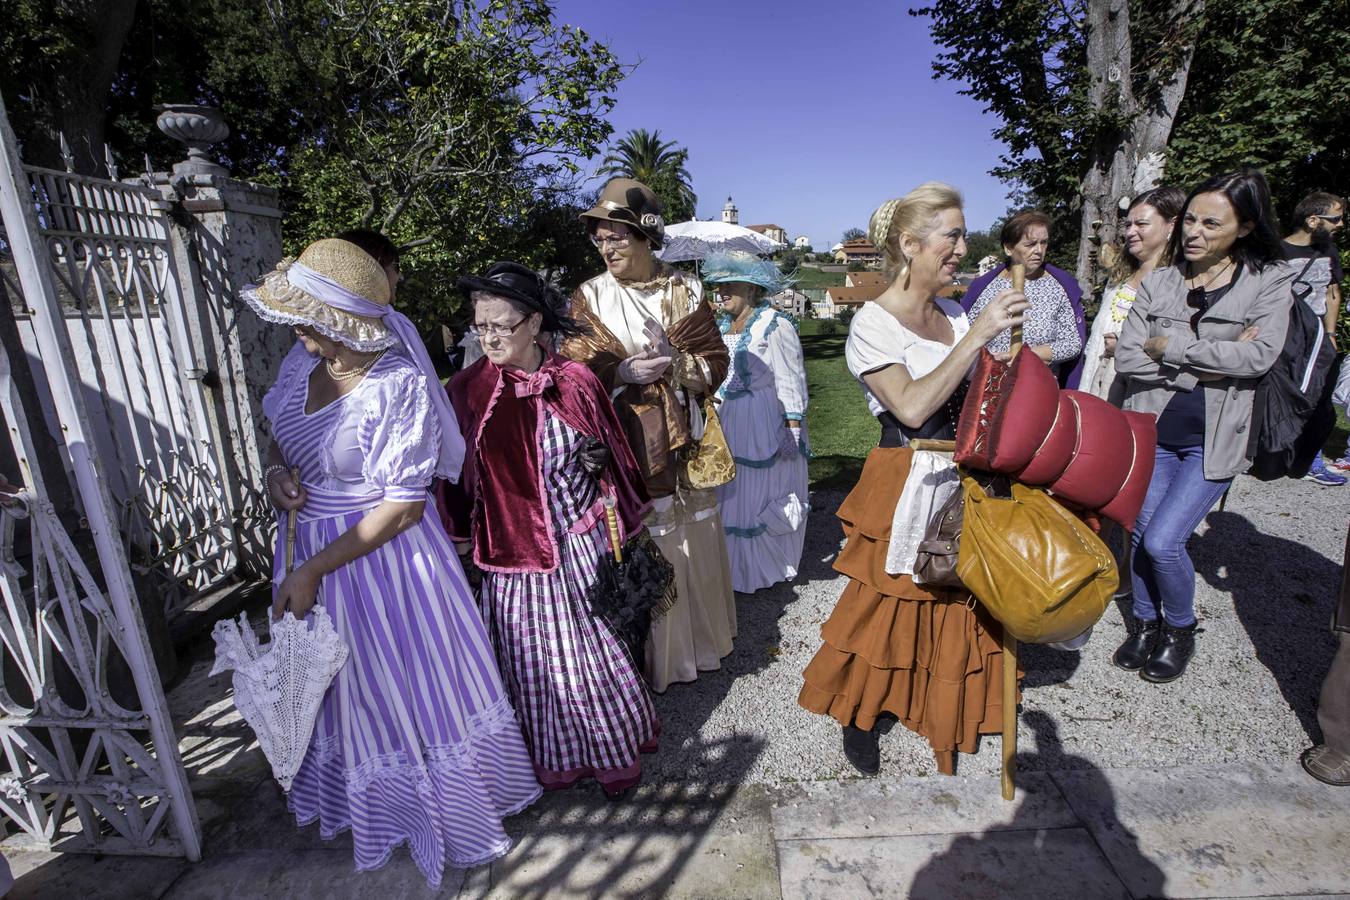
[701,251,793,296]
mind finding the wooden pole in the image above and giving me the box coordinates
[909,439,956,453]
[1001,261,1025,801]
[284,465,300,575]
[1001,630,1018,800]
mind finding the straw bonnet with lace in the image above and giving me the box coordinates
[244,238,398,353]
[242,237,467,482]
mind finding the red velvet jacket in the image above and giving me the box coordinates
[438,352,652,574]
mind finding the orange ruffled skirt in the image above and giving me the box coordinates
[798,446,1015,775]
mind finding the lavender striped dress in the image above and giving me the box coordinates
[478,411,659,794]
[264,344,540,887]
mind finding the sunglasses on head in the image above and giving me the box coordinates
[1185,285,1211,331]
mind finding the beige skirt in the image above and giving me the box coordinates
[643,489,736,693]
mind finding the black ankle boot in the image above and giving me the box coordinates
[1140,621,1199,683]
[842,724,880,776]
[1112,618,1161,671]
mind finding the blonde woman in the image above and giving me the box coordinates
[1081,186,1186,402]
[798,183,1027,776]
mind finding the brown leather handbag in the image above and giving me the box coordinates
[957,474,1118,644]
[912,485,965,589]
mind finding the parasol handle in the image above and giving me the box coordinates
[1009,263,1025,355]
[602,495,623,563]
[284,466,300,575]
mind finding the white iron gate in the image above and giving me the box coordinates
[19,164,237,623]
[0,97,202,858]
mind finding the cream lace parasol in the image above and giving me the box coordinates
[211,608,349,791]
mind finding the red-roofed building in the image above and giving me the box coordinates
[833,239,882,267]
[845,270,887,288]
[744,224,788,245]
[822,282,885,317]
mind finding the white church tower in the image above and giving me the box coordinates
[721,195,738,225]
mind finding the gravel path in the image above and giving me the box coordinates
[646,472,1346,785]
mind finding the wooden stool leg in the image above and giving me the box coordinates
[1001,632,1018,801]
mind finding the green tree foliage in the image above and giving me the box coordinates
[0,0,138,172]
[2,0,624,330]
[911,0,1086,226]
[963,225,1003,268]
[597,128,697,223]
[912,0,1350,273]
[776,246,806,275]
[841,227,866,243]
[1163,0,1350,220]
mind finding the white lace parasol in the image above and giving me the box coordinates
[211,607,349,791]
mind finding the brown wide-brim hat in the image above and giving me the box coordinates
[580,177,666,249]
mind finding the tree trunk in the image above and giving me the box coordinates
[17,0,139,173]
[1075,0,1134,293]
[1075,0,1204,294]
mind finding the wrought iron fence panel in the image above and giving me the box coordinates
[0,495,193,857]
[0,99,205,861]
[21,166,238,621]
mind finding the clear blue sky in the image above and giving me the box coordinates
[552,0,1012,248]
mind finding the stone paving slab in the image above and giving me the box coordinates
[162,848,460,899]
[770,771,1076,841]
[4,848,190,900]
[1055,762,1350,899]
[776,829,1130,900]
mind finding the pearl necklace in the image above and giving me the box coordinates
[325,350,383,382]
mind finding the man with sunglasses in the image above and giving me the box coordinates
[1282,191,1347,484]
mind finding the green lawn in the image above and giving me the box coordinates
[791,266,847,291]
[799,318,875,488]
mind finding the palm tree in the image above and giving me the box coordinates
[598,128,697,222]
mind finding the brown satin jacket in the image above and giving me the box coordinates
[562,271,729,499]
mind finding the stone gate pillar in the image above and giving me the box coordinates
[147,106,292,577]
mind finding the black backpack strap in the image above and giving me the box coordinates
[1291,254,1320,302]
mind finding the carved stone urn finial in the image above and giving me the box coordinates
[154,104,229,177]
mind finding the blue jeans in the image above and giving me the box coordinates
[1131,445,1231,627]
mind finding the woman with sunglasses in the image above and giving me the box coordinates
[1113,169,1294,683]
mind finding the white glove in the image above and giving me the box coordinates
[618,348,672,385]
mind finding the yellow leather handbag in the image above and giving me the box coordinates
[956,475,1117,644]
[683,398,736,490]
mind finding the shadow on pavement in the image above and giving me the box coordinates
[1193,510,1340,741]
[908,711,1166,900]
[489,735,771,899]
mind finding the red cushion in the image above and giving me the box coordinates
[955,347,1060,472]
[1048,391,1134,509]
[1099,411,1158,531]
[1016,392,1078,485]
